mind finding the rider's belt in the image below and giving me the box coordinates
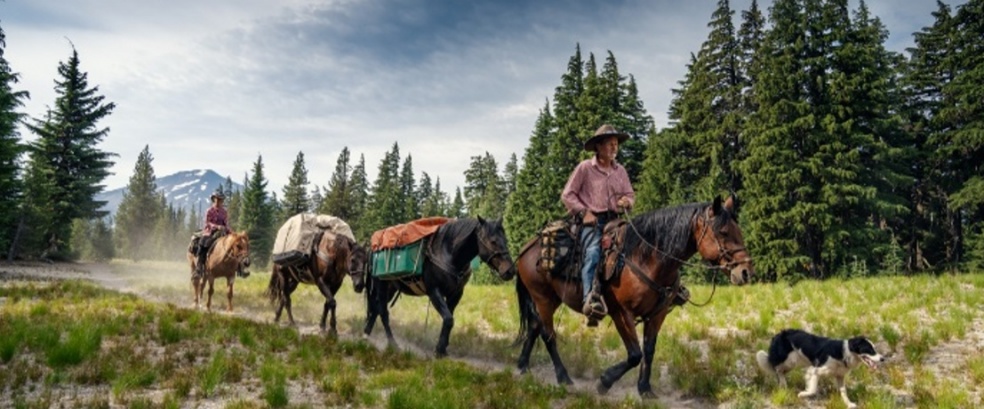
[593,211,619,220]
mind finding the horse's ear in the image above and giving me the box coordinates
[711,196,723,216]
[723,194,737,213]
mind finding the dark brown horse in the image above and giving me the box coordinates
[186,231,250,311]
[514,196,753,398]
[265,231,368,335]
[363,217,516,356]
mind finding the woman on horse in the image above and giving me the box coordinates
[196,189,233,278]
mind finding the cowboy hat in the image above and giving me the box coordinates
[584,124,629,151]
[210,190,226,201]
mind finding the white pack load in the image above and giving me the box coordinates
[272,213,355,266]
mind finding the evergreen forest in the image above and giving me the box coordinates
[1,0,982,281]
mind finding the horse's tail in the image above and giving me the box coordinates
[265,264,284,305]
[513,276,539,347]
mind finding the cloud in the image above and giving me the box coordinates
[2,0,965,198]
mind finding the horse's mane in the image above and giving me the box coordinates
[622,202,735,261]
[429,218,481,268]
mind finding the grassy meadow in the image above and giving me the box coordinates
[1,260,982,408]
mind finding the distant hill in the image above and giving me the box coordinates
[96,169,242,220]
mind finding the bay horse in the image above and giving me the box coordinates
[265,231,368,335]
[363,217,516,357]
[514,195,753,398]
[186,231,250,311]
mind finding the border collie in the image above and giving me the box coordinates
[756,329,885,408]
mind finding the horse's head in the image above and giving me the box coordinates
[229,231,250,263]
[346,239,368,293]
[694,195,753,285]
[476,217,516,281]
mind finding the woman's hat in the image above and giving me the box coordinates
[210,190,226,201]
[584,124,629,151]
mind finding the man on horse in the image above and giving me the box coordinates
[195,189,237,278]
[562,124,688,326]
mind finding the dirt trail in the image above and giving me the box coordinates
[1,261,716,408]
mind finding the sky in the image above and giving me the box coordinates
[1,0,966,196]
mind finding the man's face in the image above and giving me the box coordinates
[596,136,619,162]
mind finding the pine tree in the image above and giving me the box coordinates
[114,145,164,261]
[25,47,116,259]
[239,155,275,266]
[348,154,371,240]
[938,0,984,268]
[900,1,954,271]
[739,0,814,279]
[449,187,466,218]
[320,147,351,218]
[502,153,518,197]
[224,176,242,228]
[399,155,418,220]
[504,102,560,250]
[417,172,435,216]
[464,152,503,217]
[364,143,403,233]
[280,151,310,220]
[0,23,29,257]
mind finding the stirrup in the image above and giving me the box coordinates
[582,295,607,322]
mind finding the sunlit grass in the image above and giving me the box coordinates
[4,261,983,407]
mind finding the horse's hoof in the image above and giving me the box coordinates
[435,350,448,359]
[559,375,574,386]
[639,390,657,400]
[596,381,611,395]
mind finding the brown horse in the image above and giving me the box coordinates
[514,196,753,398]
[265,231,368,335]
[186,231,251,311]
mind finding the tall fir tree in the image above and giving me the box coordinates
[502,153,518,197]
[399,155,419,220]
[224,176,242,228]
[464,152,504,217]
[448,187,466,218]
[364,143,403,234]
[900,1,954,270]
[25,47,116,259]
[0,23,30,257]
[280,151,311,220]
[348,154,371,241]
[504,102,560,251]
[320,147,352,218]
[938,0,984,268]
[239,155,275,266]
[114,145,164,261]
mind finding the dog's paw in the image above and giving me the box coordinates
[797,391,815,399]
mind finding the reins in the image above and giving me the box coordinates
[616,205,749,308]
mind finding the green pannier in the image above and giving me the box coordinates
[372,240,425,280]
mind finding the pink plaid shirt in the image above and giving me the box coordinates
[561,157,635,216]
[203,206,230,235]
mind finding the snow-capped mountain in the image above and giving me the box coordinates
[96,169,242,219]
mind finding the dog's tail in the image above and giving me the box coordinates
[756,350,775,375]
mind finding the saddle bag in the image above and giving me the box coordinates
[537,219,576,275]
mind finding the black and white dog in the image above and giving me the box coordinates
[756,329,885,408]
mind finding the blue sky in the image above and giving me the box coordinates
[2,0,964,196]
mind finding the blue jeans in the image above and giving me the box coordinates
[580,221,606,301]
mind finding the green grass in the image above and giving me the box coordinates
[2,261,983,408]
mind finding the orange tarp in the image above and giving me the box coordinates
[370,217,452,251]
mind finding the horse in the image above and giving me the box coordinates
[186,231,251,311]
[265,231,368,335]
[363,217,516,357]
[514,195,753,398]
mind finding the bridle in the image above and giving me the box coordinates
[477,228,514,278]
[695,212,753,273]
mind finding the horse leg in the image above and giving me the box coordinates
[206,278,216,311]
[637,310,670,399]
[314,278,337,336]
[225,276,234,312]
[598,308,643,395]
[535,299,572,385]
[426,287,455,358]
[282,278,299,326]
